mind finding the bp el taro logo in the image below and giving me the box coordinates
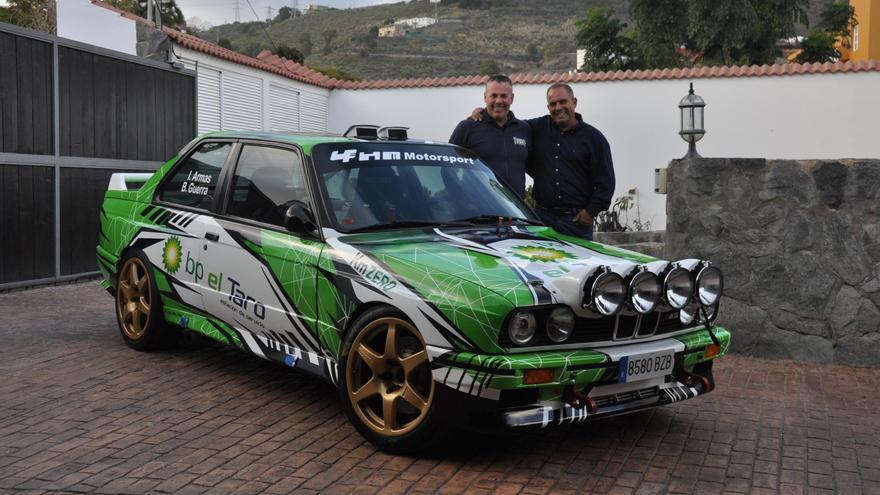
[509,244,577,263]
[162,236,183,274]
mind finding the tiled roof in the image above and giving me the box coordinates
[90,1,334,88]
[89,1,880,92]
[332,59,880,90]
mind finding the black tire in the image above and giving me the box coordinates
[338,305,446,454]
[114,250,176,351]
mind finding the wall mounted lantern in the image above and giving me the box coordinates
[679,82,706,159]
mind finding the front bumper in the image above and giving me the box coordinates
[502,368,714,428]
[429,325,728,429]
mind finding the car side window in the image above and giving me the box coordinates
[157,142,231,209]
[227,145,310,228]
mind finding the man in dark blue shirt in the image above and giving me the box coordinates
[526,83,615,240]
[449,75,531,197]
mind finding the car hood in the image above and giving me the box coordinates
[332,225,693,314]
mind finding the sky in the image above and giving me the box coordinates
[176,0,402,27]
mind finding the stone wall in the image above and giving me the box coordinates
[665,158,880,366]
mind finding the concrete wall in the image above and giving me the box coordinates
[665,157,880,366]
[328,71,880,230]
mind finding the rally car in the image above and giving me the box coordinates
[97,126,728,453]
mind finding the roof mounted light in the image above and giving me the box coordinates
[344,125,409,141]
[379,126,409,141]
[344,125,379,140]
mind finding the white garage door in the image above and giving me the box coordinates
[268,83,300,132]
[221,70,263,131]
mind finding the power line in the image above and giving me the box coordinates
[244,0,279,52]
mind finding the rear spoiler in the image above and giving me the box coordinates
[108,173,153,191]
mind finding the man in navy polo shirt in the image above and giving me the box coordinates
[449,74,531,197]
[526,83,615,240]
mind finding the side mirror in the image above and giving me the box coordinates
[284,202,317,234]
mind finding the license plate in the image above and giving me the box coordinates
[618,350,674,383]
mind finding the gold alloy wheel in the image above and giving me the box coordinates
[117,257,152,341]
[346,317,434,437]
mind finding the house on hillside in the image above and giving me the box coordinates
[57,0,333,135]
[378,25,401,38]
[379,16,437,37]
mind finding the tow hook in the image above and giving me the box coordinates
[563,387,598,414]
[676,369,713,393]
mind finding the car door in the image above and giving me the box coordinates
[198,142,328,372]
[148,140,235,313]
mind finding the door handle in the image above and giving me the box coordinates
[205,232,220,242]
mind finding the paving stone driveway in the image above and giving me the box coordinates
[1,282,879,495]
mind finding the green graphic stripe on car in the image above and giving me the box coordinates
[161,296,244,349]
[531,226,659,263]
[373,251,513,353]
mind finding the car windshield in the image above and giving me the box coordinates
[312,142,540,232]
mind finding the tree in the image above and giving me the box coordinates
[273,6,293,23]
[275,45,304,64]
[630,0,689,68]
[740,0,809,65]
[218,38,233,50]
[0,0,56,34]
[687,0,757,65]
[795,1,858,63]
[575,6,639,72]
[321,29,338,55]
[299,32,314,57]
[525,42,540,62]
[819,2,858,48]
[478,60,501,75]
[105,0,186,30]
[795,28,839,63]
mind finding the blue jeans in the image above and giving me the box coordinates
[535,207,594,240]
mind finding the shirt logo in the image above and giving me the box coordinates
[513,137,527,147]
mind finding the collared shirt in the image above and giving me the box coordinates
[526,114,615,218]
[449,109,531,197]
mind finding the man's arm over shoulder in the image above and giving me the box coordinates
[449,119,475,146]
[587,129,615,218]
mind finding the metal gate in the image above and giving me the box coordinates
[0,22,196,290]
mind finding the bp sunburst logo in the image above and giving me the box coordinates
[162,236,182,274]
[509,245,577,263]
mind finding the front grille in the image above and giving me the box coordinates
[498,310,686,347]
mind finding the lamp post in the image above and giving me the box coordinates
[679,82,706,159]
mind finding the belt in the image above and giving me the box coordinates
[536,204,580,215]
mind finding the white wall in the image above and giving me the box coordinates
[327,71,880,229]
[57,0,137,55]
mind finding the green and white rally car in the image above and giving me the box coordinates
[97,127,729,453]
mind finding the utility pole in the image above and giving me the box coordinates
[267,5,273,21]
[233,0,241,22]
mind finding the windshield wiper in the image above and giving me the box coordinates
[452,215,542,225]
[347,219,472,233]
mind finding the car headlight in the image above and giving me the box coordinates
[508,310,537,345]
[680,301,700,326]
[546,307,575,342]
[664,266,694,309]
[696,265,723,306]
[629,270,661,314]
[591,271,626,315]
